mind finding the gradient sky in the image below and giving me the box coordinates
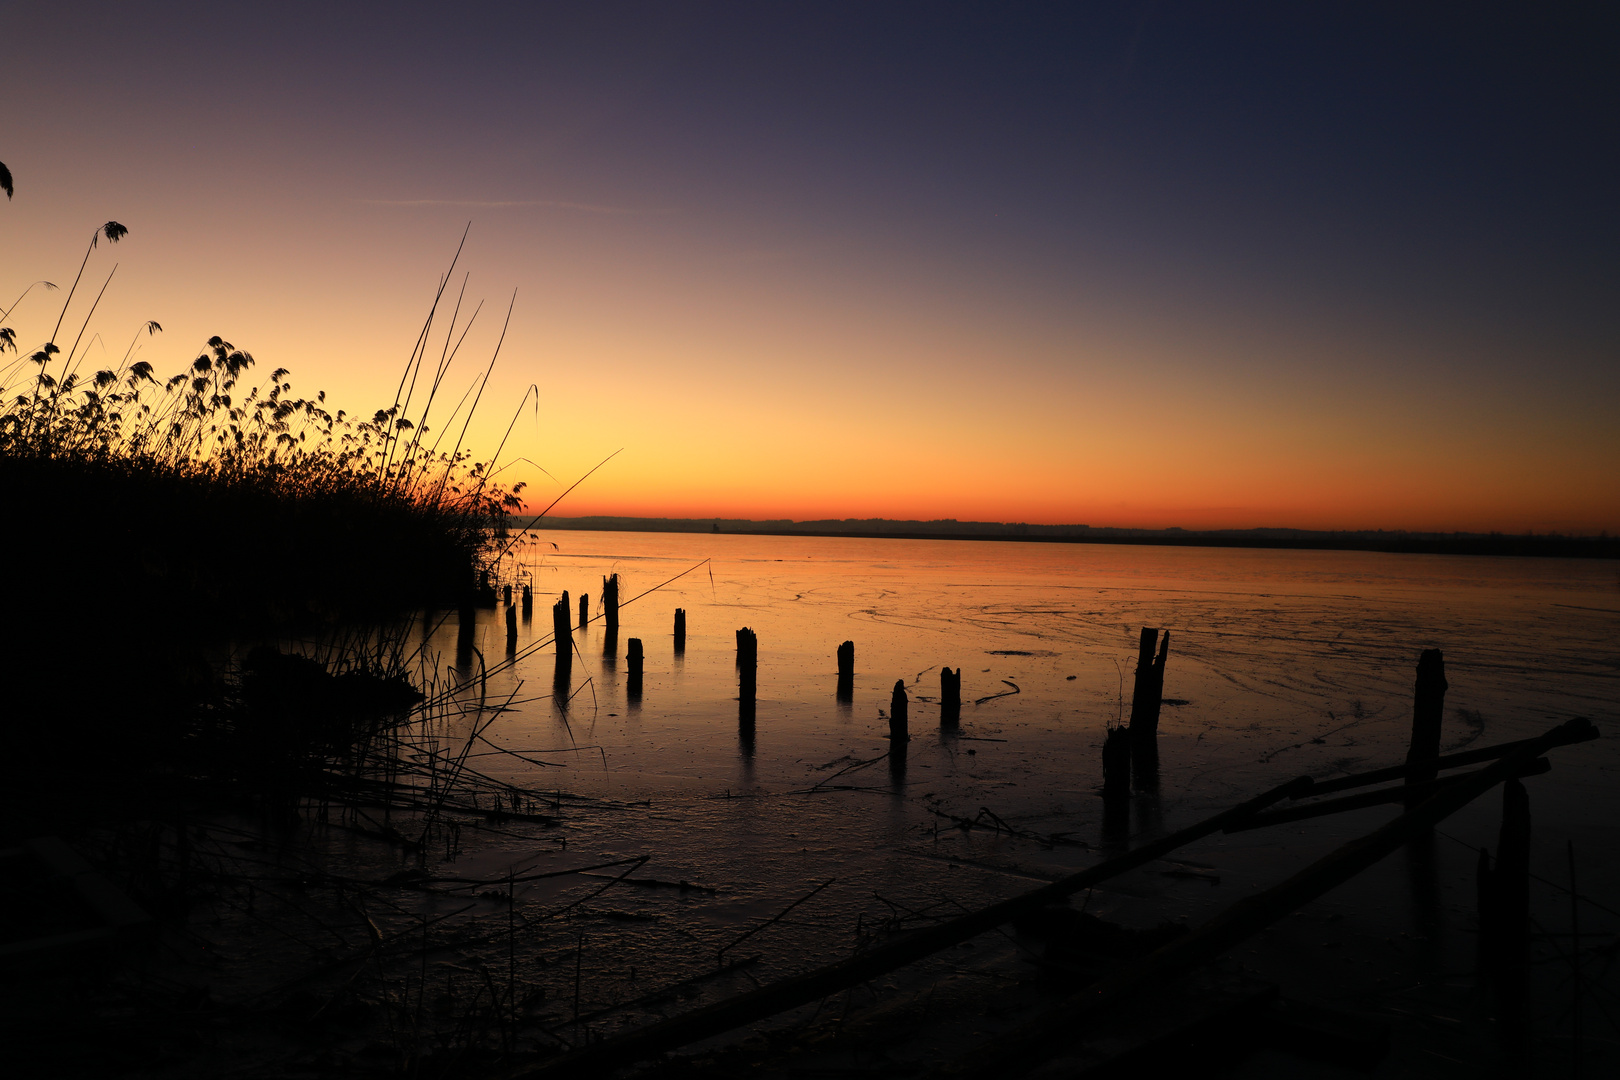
[4,3,1616,532]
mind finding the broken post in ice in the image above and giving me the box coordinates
[736,627,758,703]
[674,608,686,654]
[603,573,620,632]
[521,583,532,621]
[1128,628,1168,791]
[505,602,518,654]
[1404,649,1448,805]
[889,679,910,746]
[889,679,910,780]
[836,640,854,701]
[940,666,961,727]
[627,637,644,700]
[553,593,572,661]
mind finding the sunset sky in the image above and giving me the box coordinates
[4,4,1616,533]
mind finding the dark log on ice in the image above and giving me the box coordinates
[836,640,854,701]
[602,573,620,631]
[890,680,910,746]
[578,592,589,630]
[1102,726,1132,803]
[505,603,518,654]
[1404,649,1448,803]
[513,773,1316,1079]
[1227,757,1549,832]
[941,718,1591,1080]
[521,584,533,620]
[627,638,643,699]
[1309,723,1597,796]
[674,608,686,652]
[941,666,961,726]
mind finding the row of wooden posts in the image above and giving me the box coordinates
[474,599,1492,842]
[471,590,1554,1057]
[467,581,1176,782]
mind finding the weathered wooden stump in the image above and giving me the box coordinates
[1404,649,1448,805]
[736,627,757,704]
[627,637,643,699]
[889,680,910,745]
[521,584,533,620]
[553,593,572,659]
[674,608,686,653]
[940,666,961,727]
[835,641,854,700]
[551,594,573,702]
[503,583,512,606]
[1128,628,1169,790]
[505,602,518,654]
[578,592,589,630]
[603,573,620,632]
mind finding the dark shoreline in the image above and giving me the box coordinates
[521,515,1619,560]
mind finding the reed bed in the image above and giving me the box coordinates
[0,222,527,820]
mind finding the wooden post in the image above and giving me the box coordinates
[940,666,961,727]
[552,592,573,704]
[552,593,572,658]
[505,602,518,654]
[1128,628,1167,790]
[889,680,909,745]
[578,592,589,630]
[1404,649,1448,803]
[477,568,497,608]
[736,627,757,704]
[836,641,854,701]
[521,584,532,620]
[1102,726,1131,803]
[503,583,512,606]
[603,573,620,632]
[674,608,686,653]
[627,638,643,699]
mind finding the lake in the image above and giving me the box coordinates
[392,530,1616,1044]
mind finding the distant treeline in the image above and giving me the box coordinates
[526,515,1619,559]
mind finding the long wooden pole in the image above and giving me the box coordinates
[511,774,1314,1078]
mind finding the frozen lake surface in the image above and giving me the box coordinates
[390,534,1616,1023]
